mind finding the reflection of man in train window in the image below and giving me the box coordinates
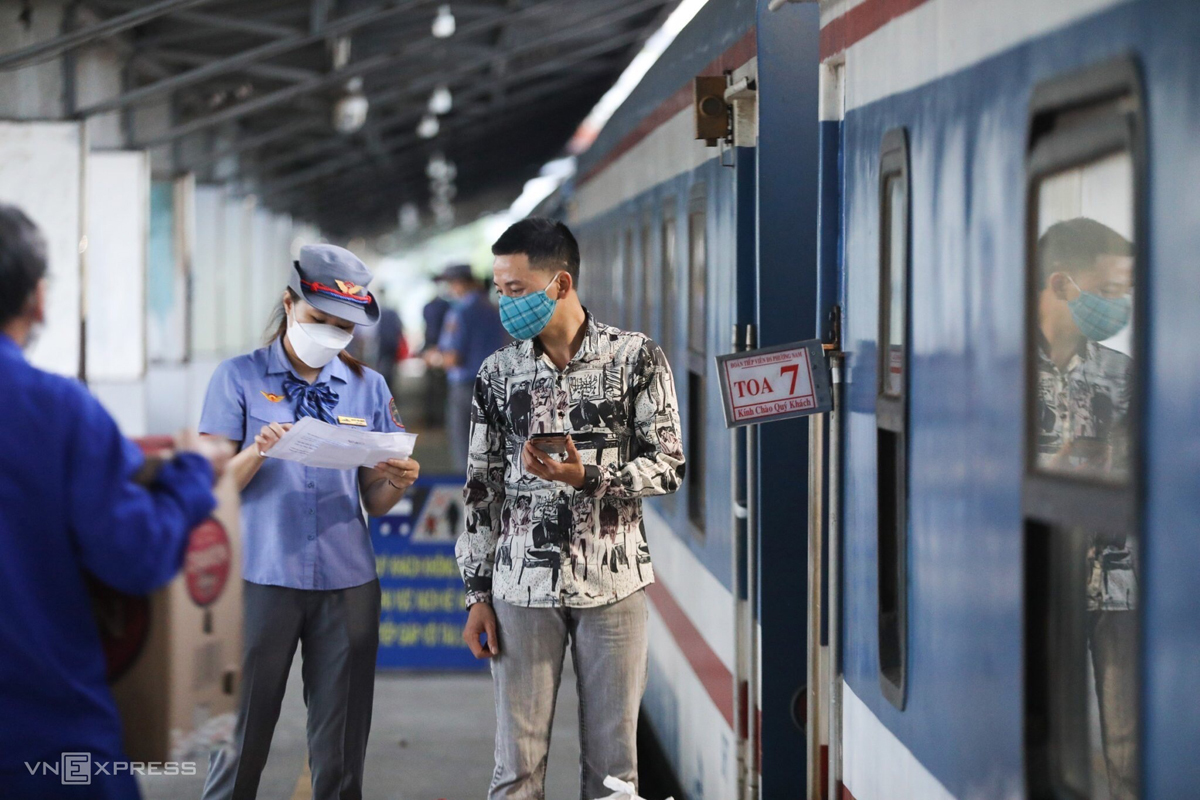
[1034,216,1137,800]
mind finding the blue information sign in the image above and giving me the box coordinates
[370,475,485,671]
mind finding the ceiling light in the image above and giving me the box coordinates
[428,85,452,115]
[333,78,368,133]
[417,113,440,139]
[432,4,455,38]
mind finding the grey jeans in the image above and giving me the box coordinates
[489,590,649,800]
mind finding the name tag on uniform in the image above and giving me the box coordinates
[337,416,368,427]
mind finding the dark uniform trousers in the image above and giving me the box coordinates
[202,579,381,800]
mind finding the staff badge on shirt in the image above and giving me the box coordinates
[261,391,285,402]
[337,415,368,427]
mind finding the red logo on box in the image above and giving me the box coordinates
[185,520,231,607]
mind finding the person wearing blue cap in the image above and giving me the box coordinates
[435,262,508,472]
[0,203,231,800]
[198,244,421,800]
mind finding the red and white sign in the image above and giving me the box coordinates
[184,519,232,607]
[716,340,832,427]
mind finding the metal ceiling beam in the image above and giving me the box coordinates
[184,118,326,170]
[254,25,634,178]
[248,0,655,174]
[164,10,304,38]
[0,0,218,71]
[261,61,610,199]
[75,0,432,117]
[144,48,320,83]
[136,0,662,148]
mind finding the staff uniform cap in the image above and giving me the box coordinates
[289,244,380,326]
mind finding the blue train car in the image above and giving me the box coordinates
[823,0,1200,798]
[564,0,1200,797]
[570,1,764,797]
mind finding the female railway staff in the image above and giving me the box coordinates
[198,244,419,800]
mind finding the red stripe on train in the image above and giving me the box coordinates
[819,0,933,61]
[577,28,757,187]
[644,580,735,728]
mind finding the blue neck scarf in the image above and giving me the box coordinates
[283,374,339,424]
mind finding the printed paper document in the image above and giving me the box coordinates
[266,416,417,470]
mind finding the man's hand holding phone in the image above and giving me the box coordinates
[523,433,586,489]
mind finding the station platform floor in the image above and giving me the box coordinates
[142,658,583,800]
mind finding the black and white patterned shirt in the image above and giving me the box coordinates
[455,313,685,608]
[1035,338,1136,611]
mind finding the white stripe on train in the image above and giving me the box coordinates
[836,0,1128,112]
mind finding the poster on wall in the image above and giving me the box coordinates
[0,121,83,376]
[371,476,484,671]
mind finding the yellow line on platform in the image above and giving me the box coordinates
[290,759,312,800]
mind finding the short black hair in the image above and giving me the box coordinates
[1037,217,1132,287]
[0,204,48,328]
[492,217,580,284]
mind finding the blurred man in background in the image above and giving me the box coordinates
[436,263,507,472]
[373,286,406,392]
[421,285,452,427]
[0,203,231,799]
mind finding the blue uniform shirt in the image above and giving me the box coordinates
[199,338,403,590]
[0,333,215,793]
[439,290,507,384]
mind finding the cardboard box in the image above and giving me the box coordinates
[89,440,242,763]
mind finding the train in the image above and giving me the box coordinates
[550,0,1200,798]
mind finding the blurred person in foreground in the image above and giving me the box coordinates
[0,203,231,799]
[457,218,685,799]
[435,263,507,473]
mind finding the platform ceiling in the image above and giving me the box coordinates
[28,0,679,237]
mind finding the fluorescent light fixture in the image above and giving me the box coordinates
[432,4,455,38]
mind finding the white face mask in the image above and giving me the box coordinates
[286,312,354,369]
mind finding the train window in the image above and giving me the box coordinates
[685,191,706,535]
[661,207,677,358]
[1031,151,1134,483]
[876,127,910,710]
[687,204,707,356]
[641,221,654,337]
[687,369,705,534]
[622,229,634,330]
[1022,58,1143,800]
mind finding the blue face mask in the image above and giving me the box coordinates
[499,273,561,340]
[1066,276,1132,342]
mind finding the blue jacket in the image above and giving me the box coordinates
[0,334,216,798]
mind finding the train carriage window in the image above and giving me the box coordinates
[876,127,910,710]
[688,206,707,356]
[1023,58,1143,800]
[661,206,677,358]
[622,229,634,331]
[686,191,707,534]
[642,221,654,337]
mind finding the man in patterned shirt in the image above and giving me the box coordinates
[456,217,684,800]
[1035,216,1135,799]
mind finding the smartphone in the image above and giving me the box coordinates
[529,432,569,456]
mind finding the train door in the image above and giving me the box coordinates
[1021,58,1144,800]
[807,53,847,800]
